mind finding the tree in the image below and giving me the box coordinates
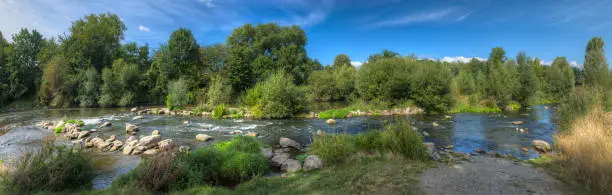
[486,47,512,106]
[583,37,608,90]
[367,49,400,63]
[39,55,69,107]
[166,78,191,110]
[78,67,100,107]
[8,28,44,99]
[244,71,305,118]
[0,32,10,105]
[356,57,413,102]
[411,61,452,113]
[332,65,356,100]
[547,57,575,100]
[307,70,335,101]
[515,52,539,107]
[332,54,351,69]
[168,28,200,79]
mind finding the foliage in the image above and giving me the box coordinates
[356,57,414,102]
[1,141,93,194]
[583,37,608,90]
[111,136,266,193]
[410,60,452,113]
[244,72,305,118]
[318,108,352,119]
[166,78,191,110]
[332,54,351,69]
[515,52,539,107]
[547,57,575,101]
[311,120,429,165]
[54,126,65,133]
[212,104,227,119]
[206,76,232,108]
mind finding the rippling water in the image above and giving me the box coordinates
[0,104,557,189]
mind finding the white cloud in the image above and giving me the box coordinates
[570,61,582,67]
[138,25,150,32]
[363,8,454,29]
[540,60,552,66]
[455,11,473,22]
[441,56,486,63]
[350,61,363,68]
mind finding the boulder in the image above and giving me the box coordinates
[126,136,137,143]
[143,149,159,156]
[520,147,529,152]
[106,135,117,143]
[89,137,105,149]
[423,142,440,161]
[131,107,138,112]
[261,148,273,159]
[230,130,243,135]
[132,146,146,155]
[100,121,112,127]
[77,131,90,139]
[432,122,440,127]
[532,140,552,153]
[511,121,524,125]
[132,115,144,120]
[279,137,301,149]
[247,132,258,137]
[303,155,322,171]
[183,121,189,124]
[137,135,162,149]
[158,139,175,151]
[110,140,123,152]
[122,145,134,155]
[125,123,139,133]
[179,146,191,153]
[55,121,66,129]
[196,134,213,142]
[325,119,336,124]
[281,159,302,173]
[270,153,290,167]
[152,130,160,135]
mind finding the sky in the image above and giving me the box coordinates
[1,0,612,67]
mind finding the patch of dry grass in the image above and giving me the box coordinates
[555,107,612,194]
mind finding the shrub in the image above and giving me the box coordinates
[2,141,93,193]
[220,152,268,182]
[410,61,452,113]
[311,120,429,165]
[212,104,226,119]
[166,78,190,110]
[558,89,596,132]
[206,76,231,108]
[244,71,305,118]
[307,70,335,101]
[556,106,612,194]
[318,108,352,119]
[356,57,413,102]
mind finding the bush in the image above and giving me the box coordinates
[111,136,267,193]
[2,141,93,193]
[206,76,232,108]
[311,120,429,165]
[244,71,305,118]
[166,78,190,110]
[54,126,65,133]
[356,57,413,102]
[410,61,452,113]
[318,108,352,119]
[558,89,595,132]
[556,106,612,194]
[212,104,226,119]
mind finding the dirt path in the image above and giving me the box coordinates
[419,156,568,195]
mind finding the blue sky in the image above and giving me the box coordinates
[1,0,612,67]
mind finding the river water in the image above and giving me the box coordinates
[0,104,557,189]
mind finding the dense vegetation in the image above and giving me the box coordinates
[0,12,580,116]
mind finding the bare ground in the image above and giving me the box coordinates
[419,156,568,195]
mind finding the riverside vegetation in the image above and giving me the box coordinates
[0,12,610,195]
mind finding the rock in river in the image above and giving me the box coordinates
[325,119,336,124]
[511,121,524,125]
[137,135,162,149]
[532,140,551,153]
[279,137,301,149]
[125,123,139,133]
[196,134,212,142]
[132,115,144,120]
[158,139,175,151]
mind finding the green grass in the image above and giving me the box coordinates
[448,103,501,114]
[318,108,352,119]
[65,119,85,127]
[174,155,432,195]
[212,104,227,119]
[310,121,430,165]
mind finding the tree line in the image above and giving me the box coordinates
[0,12,607,117]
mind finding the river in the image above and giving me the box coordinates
[0,104,557,189]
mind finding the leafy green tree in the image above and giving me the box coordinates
[39,55,70,107]
[166,78,191,110]
[307,70,335,101]
[98,67,117,107]
[485,47,512,106]
[583,37,608,90]
[411,61,452,113]
[456,68,476,95]
[515,52,539,107]
[8,28,44,99]
[367,49,400,63]
[201,43,228,73]
[356,57,413,102]
[168,28,200,78]
[78,67,100,107]
[332,65,356,100]
[332,54,351,69]
[0,32,10,105]
[206,75,232,108]
[244,71,305,118]
[63,13,126,70]
[546,57,575,100]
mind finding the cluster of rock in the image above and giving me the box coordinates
[304,108,424,119]
[263,137,322,173]
[132,107,241,119]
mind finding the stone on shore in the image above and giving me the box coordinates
[270,152,290,167]
[532,140,551,153]
[137,135,162,149]
[131,107,138,112]
[303,155,322,171]
[196,134,213,142]
[281,159,302,173]
[158,139,175,151]
[279,137,301,149]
